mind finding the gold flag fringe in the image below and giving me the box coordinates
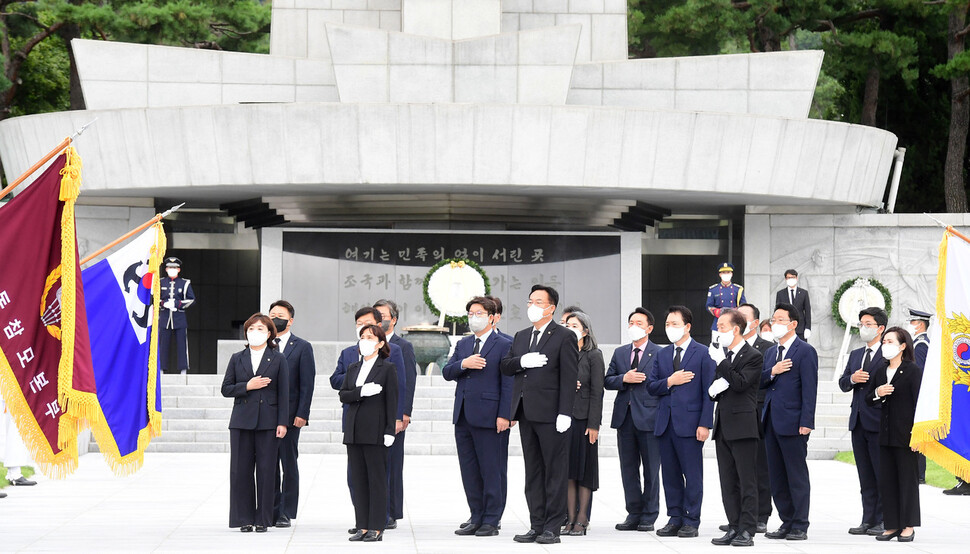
[147,222,166,437]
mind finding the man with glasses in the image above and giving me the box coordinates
[838,307,887,536]
[501,285,579,545]
[761,303,818,541]
[443,297,514,537]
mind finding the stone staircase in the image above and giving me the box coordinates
[91,373,853,460]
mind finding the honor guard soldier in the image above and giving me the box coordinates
[159,257,196,375]
[907,308,932,486]
[706,263,746,331]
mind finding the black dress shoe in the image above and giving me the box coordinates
[731,530,754,546]
[348,531,365,542]
[897,530,915,542]
[348,527,359,534]
[513,529,538,543]
[535,531,560,544]
[637,522,655,532]
[677,525,699,538]
[240,525,253,533]
[455,523,480,536]
[712,529,738,545]
[719,524,731,532]
[943,481,970,495]
[254,525,267,533]
[362,530,382,542]
[656,523,682,537]
[385,517,397,529]
[785,529,807,540]
[475,524,499,536]
[615,518,639,531]
[875,529,901,541]
[755,522,767,534]
[9,476,36,486]
[848,523,870,535]
[866,523,885,536]
[765,527,789,539]
[275,515,291,528]
[0,491,6,498]
[459,518,473,529]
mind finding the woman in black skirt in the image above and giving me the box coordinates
[866,327,922,542]
[562,311,605,535]
[221,313,289,532]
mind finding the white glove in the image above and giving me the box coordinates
[163,300,176,311]
[708,377,730,399]
[384,434,394,447]
[556,414,571,433]
[708,345,726,365]
[804,328,812,340]
[520,352,548,369]
[360,383,382,397]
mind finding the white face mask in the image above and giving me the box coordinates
[881,343,901,360]
[527,304,547,323]
[571,328,584,342]
[744,320,755,335]
[786,278,798,288]
[358,339,378,357]
[166,268,179,279]
[468,315,490,333]
[247,330,269,347]
[859,326,879,343]
[721,272,733,283]
[905,324,919,337]
[717,330,736,347]
[760,331,775,342]
[665,325,685,344]
[627,325,647,343]
[771,323,790,339]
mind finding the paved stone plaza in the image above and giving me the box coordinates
[3,453,965,553]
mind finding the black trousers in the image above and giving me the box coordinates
[616,413,661,525]
[348,443,388,532]
[387,429,405,521]
[756,401,772,523]
[274,425,301,520]
[851,427,882,525]
[519,418,568,535]
[715,436,759,535]
[159,326,189,372]
[879,445,921,529]
[229,428,279,528]
[764,422,811,532]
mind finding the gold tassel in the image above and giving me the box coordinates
[58,147,82,202]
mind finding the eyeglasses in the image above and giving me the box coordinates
[467,311,489,317]
[525,300,548,307]
[769,319,791,324]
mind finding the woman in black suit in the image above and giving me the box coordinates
[562,311,605,535]
[341,324,399,542]
[221,313,289,532]
[865,327,922,542]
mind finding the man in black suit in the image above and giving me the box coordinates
[374,299,416,529]
[604,307,663,532]
[268,300,315,529]
[838,307,886,536]
[738,303,773,533]
[708,309,763,547]
[500,285,579,545]
[775,269,812,341]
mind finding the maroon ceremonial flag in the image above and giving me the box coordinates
[0,148,97,477]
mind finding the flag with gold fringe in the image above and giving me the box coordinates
[81,222,166,475]
[912,228,970,481]
[0,147,101,478]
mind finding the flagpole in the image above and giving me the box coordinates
[79,203,184,266]
[924,213,970,245]
[0,119,97,200]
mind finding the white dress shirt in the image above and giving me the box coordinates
[356,356,377,387]
[276,331,290,353]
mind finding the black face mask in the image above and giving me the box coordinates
[272,317,288,333]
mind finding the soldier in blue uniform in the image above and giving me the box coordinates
[159,257,196,374]
[706,263,746,332]
[907,308,932,486]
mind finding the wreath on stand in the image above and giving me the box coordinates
[832,277,893,333]
[422,258,491,325]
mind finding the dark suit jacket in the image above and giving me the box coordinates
[280,333,316,423]
[865,359,923,448]
[914,333,929,369]
[775,287,812,337]
[750,336,774,404]
[330,342,408,419]
[646,339,716,437]
[339,356,399,445]
[442,332,514,427]
[572,348,605,429]
[604,340,662,431]
[222,347,289,431]
[712,343,763,441]
[760,337,818,435]
[500,321,579,423]
[390,333,417,417]
[838,345,884,433]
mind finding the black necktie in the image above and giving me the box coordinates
[863,348,872,370]
[726,350,734,364]
[632,347,641,370]
[473,338,481,355]
[673,347,683,372]
[777,345,785,363]
[790,289,795,304]
[529,330,540,352]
